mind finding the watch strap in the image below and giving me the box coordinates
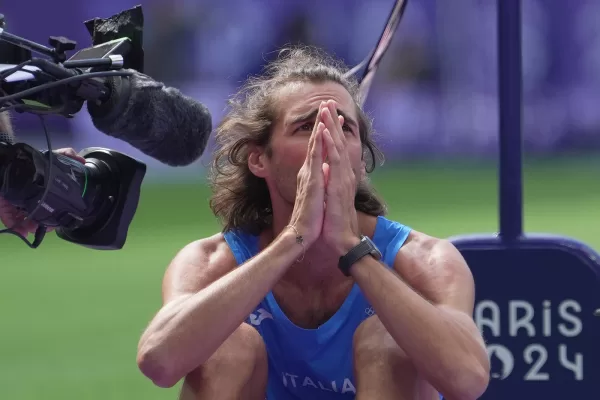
[338,236,379,277]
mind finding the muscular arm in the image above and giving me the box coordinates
[350,232,490,400]
[137,229,302,388]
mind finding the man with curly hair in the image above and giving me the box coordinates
[137,46,490,400]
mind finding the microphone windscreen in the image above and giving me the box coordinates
[88,71,212,166]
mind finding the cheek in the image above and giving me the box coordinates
[272,140,309,168]
[348,142,367,180]
[349,142,364,166]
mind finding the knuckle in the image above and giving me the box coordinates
[329,185,343,198]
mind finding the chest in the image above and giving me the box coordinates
[272,282,354,329]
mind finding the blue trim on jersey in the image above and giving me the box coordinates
[223,230,259,264]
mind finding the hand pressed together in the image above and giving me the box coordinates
[319,100,361,256]
[288,100,361,255]
[288,102,329,246]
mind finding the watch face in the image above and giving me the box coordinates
[364,236,382,259]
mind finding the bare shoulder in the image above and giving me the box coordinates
[162,232,237,303]
[393,230,475,312]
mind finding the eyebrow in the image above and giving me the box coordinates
[287,108,359,129]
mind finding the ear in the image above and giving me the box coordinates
[248,145,269,178]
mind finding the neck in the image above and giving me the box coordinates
[270,202,294,241]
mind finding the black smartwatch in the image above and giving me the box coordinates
[338,235,382,277]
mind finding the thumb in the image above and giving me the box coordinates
[55,148,86,164]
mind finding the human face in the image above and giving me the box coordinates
[263,81,364,206]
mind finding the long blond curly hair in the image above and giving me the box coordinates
[208,45,387,235]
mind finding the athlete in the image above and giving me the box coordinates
[136,46,490,400]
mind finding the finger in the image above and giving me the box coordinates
[56,148,86,164]
[309,123,325,169]
[20,221,38,235]
[0,198,39,234]
[323,129,344,200]
[10,226,29,236]
[322,106,352,171]
[322,126,328,163]
[313,101,327,136]
[323,128,341,166]
[307,102,327,152]
[4,215,34,236]
[327,101,345,144]
[56,148,77,156]
[0,199,16,227]
[321,105,345,151]
[14,210,37,233]
[23,217,38,231]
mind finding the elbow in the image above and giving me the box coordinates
[442,360,490,400]
[137,340,181,389]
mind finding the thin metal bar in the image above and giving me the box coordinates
[497,0,523,241]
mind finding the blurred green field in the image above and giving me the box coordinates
[1,156,599,400]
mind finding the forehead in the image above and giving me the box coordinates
[274,81,358,123]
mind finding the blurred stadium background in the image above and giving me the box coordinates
[2,0,600,399]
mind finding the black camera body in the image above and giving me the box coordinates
[0,142,146,250]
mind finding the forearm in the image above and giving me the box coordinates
[351,259,488,399]
[138,230,301,385]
